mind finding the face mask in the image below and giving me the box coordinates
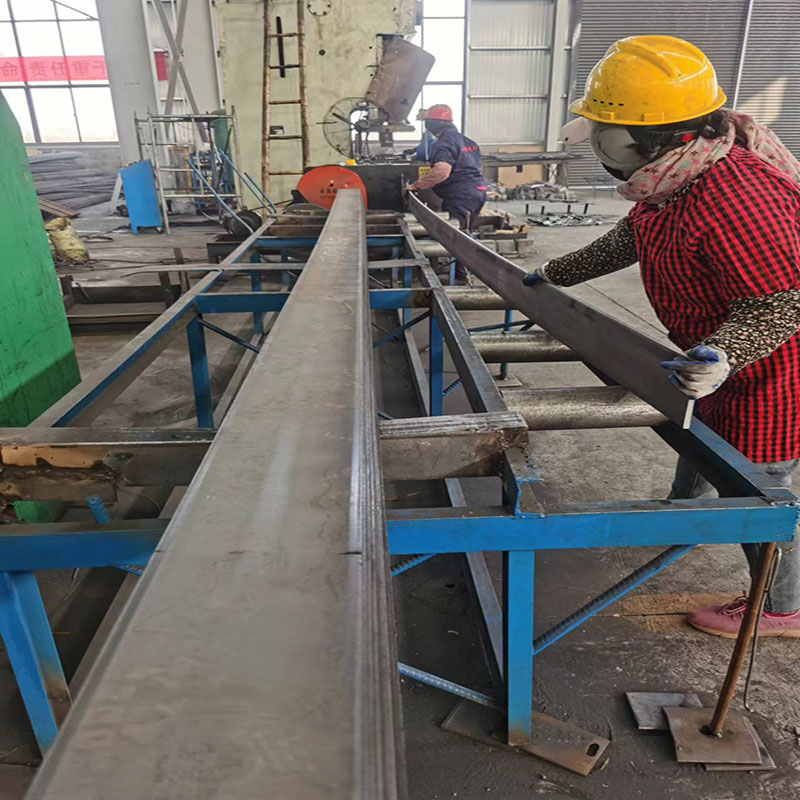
[589,123,651,174]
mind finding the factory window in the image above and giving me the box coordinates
[0,0,117,143]
[398,0,466,143]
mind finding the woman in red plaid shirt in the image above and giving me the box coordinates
[526,35,800,638]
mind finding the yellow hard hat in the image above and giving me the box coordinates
[570,35,726,126]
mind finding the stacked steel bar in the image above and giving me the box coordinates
[28,152,116,210]
[28,191,405,799]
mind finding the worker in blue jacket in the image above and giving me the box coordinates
[404,130,437,161]
[408,105,487,284]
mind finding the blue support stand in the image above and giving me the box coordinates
[429,315,444,416]
[187,316,213,429]
[503,550,535,745]
[0,571,70,754]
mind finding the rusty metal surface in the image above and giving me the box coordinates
[664,707,761,764]
[440,698,609,777]
[0,428,213,501]
[705,720,776,771]
[379,411,528,480]
[503,386,667,430]
[366,37,434,121]
[626,691,703,731]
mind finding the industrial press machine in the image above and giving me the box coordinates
[0,191,795,796]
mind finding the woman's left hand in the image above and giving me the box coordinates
[661,344,731,399]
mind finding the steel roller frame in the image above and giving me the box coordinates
[389,195,799,767]
[0,193,797,788]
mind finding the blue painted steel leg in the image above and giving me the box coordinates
[504,550,534,745]
[85,495,111,524]
[0,571,70,754]
[250,254,263,336]
[429,314,444,416]
[499,308,513,380]
[449,258,456,286]
[402,265,412,324]
[186,316,214,429]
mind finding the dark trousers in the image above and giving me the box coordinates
[441,189,486,279]
[670,455,800,612]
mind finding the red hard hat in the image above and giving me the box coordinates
[424,104,453,121]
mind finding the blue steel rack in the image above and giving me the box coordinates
[0,201,797,787]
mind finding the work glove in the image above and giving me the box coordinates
[522,262,550,286]
[660,344,731,399]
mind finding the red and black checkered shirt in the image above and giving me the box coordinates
[628,145,800,463]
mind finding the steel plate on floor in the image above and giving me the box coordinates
[626,691,703,730]
[664,707,760,764]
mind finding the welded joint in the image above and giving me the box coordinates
[503,444,546,518]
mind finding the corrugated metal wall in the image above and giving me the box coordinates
[467,0,555,145]
[569,0,749,185]
[736,1,800,157]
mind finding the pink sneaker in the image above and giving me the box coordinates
[687,595,800,639]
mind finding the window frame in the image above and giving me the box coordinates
[0,0,117,144]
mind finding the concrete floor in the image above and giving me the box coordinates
[3,195,800,798]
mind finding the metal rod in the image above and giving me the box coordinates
[503,386,667,431]
[391,554,434,577]
[732,0,755,108]
[744,546,782,711]
[444,286,511,310]
[533,545,694,655]
[199,319,261,353]
[397,662,499,709]
[373,311,430,349]
[707,541,777,737]
[473,331,578,363]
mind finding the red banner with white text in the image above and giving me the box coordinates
[0,56,107,83]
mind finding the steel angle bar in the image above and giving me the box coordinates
[379,411,528,480]
[28,191,405,800]
[409,193,694,427]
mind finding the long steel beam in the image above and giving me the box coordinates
[409,193,694,427]
[28,191,406,800]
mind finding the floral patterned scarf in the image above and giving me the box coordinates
[617,111,800,205]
